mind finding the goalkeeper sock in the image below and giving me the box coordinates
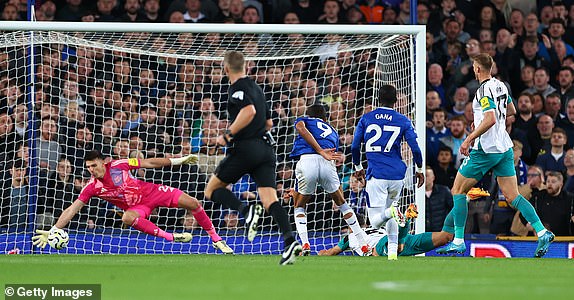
[511,195,546,235]
[211,188,249,217]
[268,201,295,246]
[386,218,399,256]
[294,207,309,245]
[453,194,468,242]
[132,217,173,241]
[191,206,221,242]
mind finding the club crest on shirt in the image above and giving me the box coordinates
[232,91,244,100]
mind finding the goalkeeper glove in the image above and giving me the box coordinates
[31,226,59,249]
[169,154,199,166]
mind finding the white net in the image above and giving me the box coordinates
[0,25,423,254]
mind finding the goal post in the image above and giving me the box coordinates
[0,21,426,254]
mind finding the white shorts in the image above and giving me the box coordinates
[295,154,341,195]
[365,178,404,208]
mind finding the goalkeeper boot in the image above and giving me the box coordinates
[390,202,406,227]
[213,240,234,255]
[534,231,555,258]
[405,203,418,220]
[245,204,264,242]
[300,243,311,256]
[173,232,192,242]
[436,242,466,254]
[280,241,302,265]
[467,187,490,201]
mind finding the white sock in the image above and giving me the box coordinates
[367,207,386,228]
[453,238,464,245]
[386,218,399,256]
[537,229,547,237]
[294,208,309,245]
[344,212,369,246]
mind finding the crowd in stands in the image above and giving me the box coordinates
[0,0,573,236]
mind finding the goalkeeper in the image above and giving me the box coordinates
[318,204,454,257]
[32,150,233,254]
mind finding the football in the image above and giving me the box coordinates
[48,229,69,250]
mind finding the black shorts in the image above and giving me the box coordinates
[215,138,277,188]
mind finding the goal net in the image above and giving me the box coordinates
[0,23,425,255]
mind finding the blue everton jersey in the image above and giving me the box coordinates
[351,107,423,180]
[290,117,339,159]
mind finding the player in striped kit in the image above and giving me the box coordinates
[290,104,371,256]
[437,53,554,257]
[351,84,424,260]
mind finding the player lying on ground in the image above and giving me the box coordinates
[32,150,233,254]
[289,104,371,256]
[318,204,454,257]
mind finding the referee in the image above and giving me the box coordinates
[204,50,302,265]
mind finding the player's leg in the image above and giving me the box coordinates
[293,158,318,254]
[122,209,182,242]
[364,179,389,228]
[176,192,233,253]
[497,176,554,257]
[330,187,370,254]
[386,218,399,260]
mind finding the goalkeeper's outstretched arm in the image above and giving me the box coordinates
[55,199,86,229]
[139,154,198,169]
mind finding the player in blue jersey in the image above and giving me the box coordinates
[351,84,424,260]
[436,53,554,257]
[290,104,371,256]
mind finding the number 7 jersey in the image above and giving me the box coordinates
[351,107,423,180]
[472,78,513,153]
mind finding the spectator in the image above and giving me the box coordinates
[346,173,366,217]
[426,108,450,167]
[318,0,344,24]
[291,0,322,24]
[451,86,469,116]
[529,114,555,163]
[426,90,441,125]
[535,127,568,174]
[522,172,574,236]
[358,0,383,24]
[0,109,20,170]
[242,5,260,24]
[283,11,300,24]
[524,67,557,99]
[557,98,574,148]
[95,0,118,22]
[544,93,564,121]
[37,0,57,22]
[440,115,467,169]
[508,8,524,36]
[424,167,453,232]
[37,157,75,228]
[1,3,19,21]
[66,124,94,170]
[112,139,130,160]
[557,67,574,111]
[56,0,88,21]
[4,159,28,230]
[93,119,118,157]
[563,148,574,193]
[432,145,456,189]
[228,0,244,22]
[121,0,145,22]
[38,116,62,173]
[427,63,448,108]
[169,10,185,23]
[142,0,161,22]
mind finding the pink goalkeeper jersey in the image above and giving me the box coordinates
[78,158,157,210]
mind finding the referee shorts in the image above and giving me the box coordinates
[215,138,277,188]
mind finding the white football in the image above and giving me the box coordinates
[48,229,69,250]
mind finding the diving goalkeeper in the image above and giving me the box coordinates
[318,204,454,257]
[32,150,233,254]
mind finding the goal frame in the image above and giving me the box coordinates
[0,21,427,242]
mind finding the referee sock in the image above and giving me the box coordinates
[511,195,547,235]
[453,194,468,242]
[268,201,295,247]
[132,217,173,241]
[211,188,249,217]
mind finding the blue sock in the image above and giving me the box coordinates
[511,195,545,233]
[453,194,468,239]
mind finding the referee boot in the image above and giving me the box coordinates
[280,241,303,265]
[245,204,263,242]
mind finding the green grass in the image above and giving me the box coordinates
[1,255,573,300]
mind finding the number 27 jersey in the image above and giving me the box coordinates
[351,107,422,180]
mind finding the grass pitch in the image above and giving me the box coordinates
[1,255,573,300]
